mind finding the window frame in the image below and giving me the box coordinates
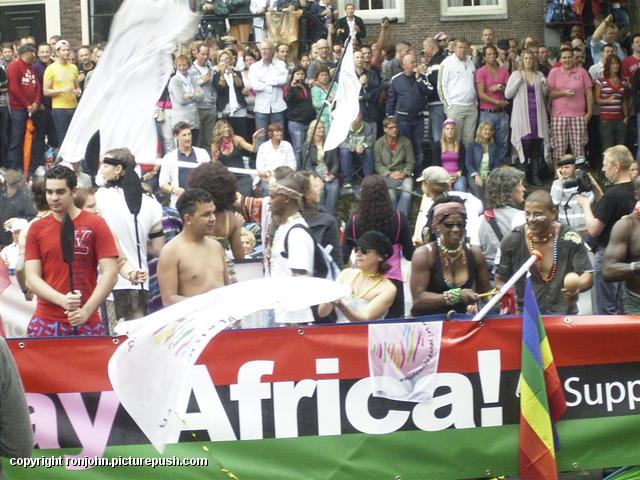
[336,0,405,24]
[88,0,122,43]
[440,0,507,20]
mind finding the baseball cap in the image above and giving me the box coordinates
[417,166,451,184]
[434,32,448,41]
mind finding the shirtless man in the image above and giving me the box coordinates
[603,176,640,314]
[157,188,228,306]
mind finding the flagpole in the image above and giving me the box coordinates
[302,34,353,166]
[472,250,542,322]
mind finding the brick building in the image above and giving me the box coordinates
[0,0,636,51]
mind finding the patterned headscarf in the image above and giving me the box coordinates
[431,201,466,228]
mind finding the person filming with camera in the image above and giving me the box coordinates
[550,154,602,237]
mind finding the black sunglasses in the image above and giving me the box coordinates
[355,246,371,254]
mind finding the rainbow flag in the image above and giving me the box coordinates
[519,277,567,480]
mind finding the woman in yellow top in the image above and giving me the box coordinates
[318,231,397,322]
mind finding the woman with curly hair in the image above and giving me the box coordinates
[478,166,526,273]
[188,162,245,282]
[211,119,264,196]
[342,174,414,318]
[410,196,489,316]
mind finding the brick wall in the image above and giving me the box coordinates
[59,0,83,47]
[364,0,546,52]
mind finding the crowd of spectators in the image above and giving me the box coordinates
[2,7,640,337]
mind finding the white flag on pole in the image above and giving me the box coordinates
[58,0,197,164]
[323,36,361,151]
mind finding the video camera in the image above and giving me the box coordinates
[562,156,592,193]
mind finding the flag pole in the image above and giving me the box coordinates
[302,34,353,166]
[472,250,542,322]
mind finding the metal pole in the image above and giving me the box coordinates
[472,250,542,322]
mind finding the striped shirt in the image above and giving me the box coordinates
[596,76,628,120]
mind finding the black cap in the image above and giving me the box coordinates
[348,231,393,260]
[558,155,576,167]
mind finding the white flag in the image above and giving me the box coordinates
[323,36,361,151]
[58,0,197,164]
[108,277,350,453]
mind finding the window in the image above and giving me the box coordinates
[88,0,123,43]
[440,0,507,19]
[337,0,405,24]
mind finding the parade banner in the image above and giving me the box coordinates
[5,315,640,479]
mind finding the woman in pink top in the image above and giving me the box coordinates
[431,119,467,192]
[475,45,510,165]
[547,46,593,169]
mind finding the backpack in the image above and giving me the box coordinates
[282,224,340,281]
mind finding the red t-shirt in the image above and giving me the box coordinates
[621,55,640,81]
[25,211,118,324]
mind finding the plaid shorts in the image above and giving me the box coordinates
[551,116,587,159]
[27,316,107,337]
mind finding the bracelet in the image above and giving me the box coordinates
[443,288,462,306]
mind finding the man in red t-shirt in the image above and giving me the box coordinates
[25,165,118,336]
[7,43,40,171]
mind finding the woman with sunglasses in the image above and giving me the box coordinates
[410,196,490,316]
[318,231,396,322]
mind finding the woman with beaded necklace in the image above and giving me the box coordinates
[410,197,490,316]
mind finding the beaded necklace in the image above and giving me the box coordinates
[526,222,559,284]
[437,236,466,266]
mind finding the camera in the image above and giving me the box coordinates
[381,17,398,24]
[562,156,592,193]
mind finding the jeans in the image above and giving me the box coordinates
[593,249,625,315]
[384,175,414,218]
[0,106,11,167]
[479,110,509,164]
[320,178,339,215]
[31,109,49,172]
[446,104,478,146]
[396,115,424,177]
[255,110,285,146]
[51,108,75,146]
[197,108,217,150]
[7,110,27,171]
[452,175,467,192]
[428,103,445,147]
[600,118,626,153]
[339,147,374,183]
[288,120,309,170]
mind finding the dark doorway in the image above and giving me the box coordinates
[0,4,46,43]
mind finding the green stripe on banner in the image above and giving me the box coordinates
[5,415,640,480]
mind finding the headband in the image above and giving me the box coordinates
[432,202,466,228]
[269,181,303,200]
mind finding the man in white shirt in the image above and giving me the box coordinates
[438,38,478,146]
[95,148,165,324]
[267,174,315,324]
[248,40,289,144]
[159,121,210,207]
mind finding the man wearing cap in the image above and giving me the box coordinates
[95,148,164,324]
[43,40,81,144]
[438,38,477,146]
[413,166,483,246]
[6,44,40,172]
[374,117,414,217]
[434,32,449,54]
[550,154,599,237]
[422,37,447,145]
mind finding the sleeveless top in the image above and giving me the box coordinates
[425,243,477,315]
[219,145,253,196]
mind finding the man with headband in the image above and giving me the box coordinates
[266,173,315,325]
[95,148,164,327]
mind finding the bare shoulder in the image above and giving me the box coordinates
[205,236,225,254]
